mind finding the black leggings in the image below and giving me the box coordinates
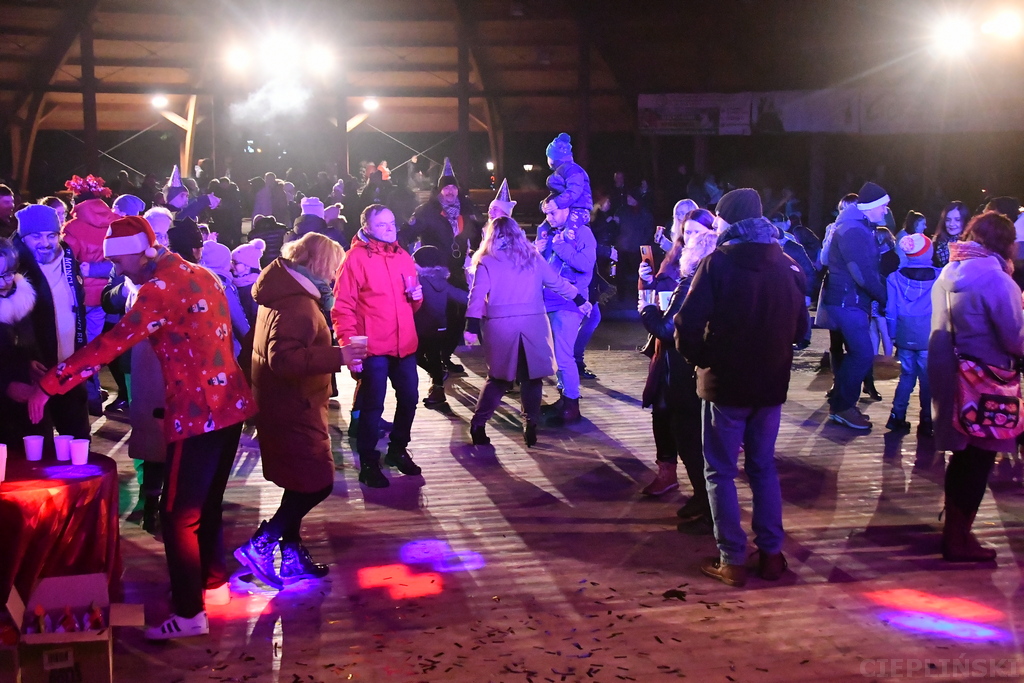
[651,397,706,503]
[264,484,333,543]
[945,446,997,517]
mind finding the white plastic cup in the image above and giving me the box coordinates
[70,439,90,466]
[349,336,368,373]
[23,435,44,462]
[0,443,7,484]
[639,290,657,308]
[54,435,74,462]
[658,291,673,312]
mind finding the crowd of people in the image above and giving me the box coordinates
[1,131,1021,640]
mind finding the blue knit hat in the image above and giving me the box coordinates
[16,204,61,237]
[112,194,145,216]
[546,133,573,163]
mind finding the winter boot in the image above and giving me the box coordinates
[559,397,582,424]
[384,446,422,476]
[358,451,390,488]
[942,506,997,562]
[470,425,490,445]
[423,384,447,408]
[142,493,161,535]
[523,420,538,448]
[234,521,283,588]
[279,542,330,584]
[885,412,911,432]
[641,461,679,496]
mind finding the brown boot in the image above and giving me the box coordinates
[700,556,747,587]
[423,384,447,408]
[757,550,788,580]
[641,462,679,496]
[560,396,581,423]
[942,506,997,562]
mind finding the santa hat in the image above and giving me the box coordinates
[104,216,158,258]
[437,157,458,190]
[856,182,890,212]
[300,196,325,219]
[546,133,573,163]
[231,238,266,272]
[200,240,232,278]
[112,194,145,217]
[489,178,516,217]
[164,165,188,204]
[899,233,932,260]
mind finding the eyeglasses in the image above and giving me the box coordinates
[0,272,14,282]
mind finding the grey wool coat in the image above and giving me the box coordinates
[467,251,579,381]
[929,253,1024,454]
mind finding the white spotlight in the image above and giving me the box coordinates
[522,164,534,172]
[307,44,336,72]
[150,94,169,109]
[486,161,495,171]
[225,45,250,71]
[930,17,973,58]
[982,12,1022,39]
[363,97,380,111]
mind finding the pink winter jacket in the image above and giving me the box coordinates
[61,198,118,306]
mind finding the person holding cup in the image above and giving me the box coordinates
[236,233,366,588]
[332,204,424,488]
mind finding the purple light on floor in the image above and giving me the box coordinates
[880,611,1010,642]
[399,540,487,573]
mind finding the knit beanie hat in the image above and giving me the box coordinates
[323,203,342,224]
[143,207,174,235]
[413,245,446,269]
[112,194,145,217]
[546,133,573,163]
[899,233,933,263]
[716,188,762,225]
[103,216,158,258]
[231,239,266,272]
[437,157,458,190]
[489,178,516,217]
[856,182,890,211]
[200,240,232,277]
[167,218,203,256]
[16,204,62,237]
[300,196,325,219]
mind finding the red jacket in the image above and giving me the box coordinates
[331,232,421,358]
[40,250,256,441]
[61,199,119,307]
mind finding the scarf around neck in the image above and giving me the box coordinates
[288,261,335,314]
[949,240,1013,275]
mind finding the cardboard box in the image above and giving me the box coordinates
[5,574,144,683]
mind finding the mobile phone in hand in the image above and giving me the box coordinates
[640,245,654,268]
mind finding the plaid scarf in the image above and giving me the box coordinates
[949,240,1013,275]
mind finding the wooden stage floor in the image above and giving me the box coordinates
[92,325,1024,682]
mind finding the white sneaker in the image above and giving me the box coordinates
[205,583,231,606]
[145,611,209,640]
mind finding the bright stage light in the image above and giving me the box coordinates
[982,11,1022,39]
[363,97,379,111]
[930,17,973,58]
[150,94,169,109]
[266,33,301,73]
[307,44,335,72]
[486,161,495,171]
[225,45,250,72]
[523,164,534,172]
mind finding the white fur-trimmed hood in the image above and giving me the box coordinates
[0,273,37,325]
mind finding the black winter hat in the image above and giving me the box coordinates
[985,196,1022,221]
[168,218,203,257]
[855,182,890,211]
[413,245,446,269]
[716,188,762,225]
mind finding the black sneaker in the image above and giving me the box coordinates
[384,447,422,476]
[443,359,465,374]
[578,364,598,380]
[358,452,390,488]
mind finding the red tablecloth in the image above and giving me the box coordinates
[0,453,121,606]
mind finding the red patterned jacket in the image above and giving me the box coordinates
[40,250,255,441]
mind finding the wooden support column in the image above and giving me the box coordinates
[455,2,471,183]
[808,133,826,233]
[79,21,99,174]
[576,14,591,169]
[179,95,197,175]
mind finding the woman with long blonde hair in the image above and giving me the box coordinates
[465,217,590,446]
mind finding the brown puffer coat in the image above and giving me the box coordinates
[252,258,344,492]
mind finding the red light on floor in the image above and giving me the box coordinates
[357,564,443,600]
[865,589,1004,623]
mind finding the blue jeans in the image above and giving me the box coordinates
[356,354,418,455]
[702,401,784,566]
[892,347,931,421]
[573,303,602,366]
[825,305,873,413]
[548,309,584,399]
